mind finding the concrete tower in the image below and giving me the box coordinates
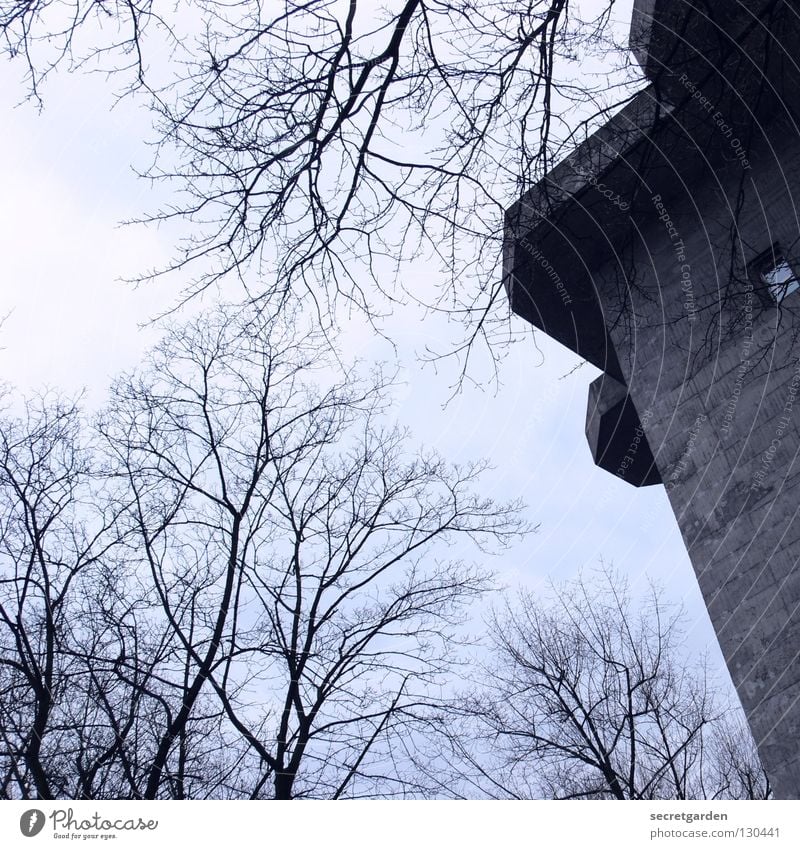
[504,0,800,797]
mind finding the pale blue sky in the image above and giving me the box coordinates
[0,0,737,696]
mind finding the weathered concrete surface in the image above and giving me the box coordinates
[585,374,661,487]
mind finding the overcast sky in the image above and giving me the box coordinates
[0,0,740,697]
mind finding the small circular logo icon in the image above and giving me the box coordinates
[20,810,45,837]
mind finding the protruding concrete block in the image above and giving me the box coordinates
[585,374,662,487]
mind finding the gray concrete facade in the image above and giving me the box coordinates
[504,0,800,797]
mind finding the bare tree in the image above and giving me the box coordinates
[0,0,159,100]
[434,567,770,800]
[0,392,131,798]
[0,302,527,800]
[92,302,527,799]
[1,0,627,370]
[706,715,772,801]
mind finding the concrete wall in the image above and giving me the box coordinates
[597,113,800,797]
